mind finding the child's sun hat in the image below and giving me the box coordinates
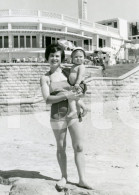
[71,47,86,57]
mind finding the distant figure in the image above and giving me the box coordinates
[99,57,105,71]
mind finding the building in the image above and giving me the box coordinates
[129,22,139,43]
[78,0,88,20]
[0,6,128,62]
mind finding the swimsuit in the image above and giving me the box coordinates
[50,80,71,120]
[47,68,83,129]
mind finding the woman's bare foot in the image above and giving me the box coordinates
[78,180,93,190]
[56,177,67,190]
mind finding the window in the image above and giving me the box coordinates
[84,39,89,50]
[20,36,24,48]
[32,36,37,48]
[4,36,8,48]
[99,38,103,48]
[114,22,117,28]
[42,36,44,48]
[26,36,30,48]
[14,36,18,48]
[45,36,51,47]
[74,41,77,46]
[52,37,55,44]
[99,38,106,48]
[0,37,2,48]
[108,22,112,26]
[103,40,106,47]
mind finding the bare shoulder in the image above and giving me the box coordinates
[77,65,85,73]
[79,64,85,70]
[40,74,50,86]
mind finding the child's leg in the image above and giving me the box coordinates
[56,90,77,117]
[67,99,78,117]
[76,99,88,117]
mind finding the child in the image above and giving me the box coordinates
[67,47,87,118]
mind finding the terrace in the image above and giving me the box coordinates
[0,9,120,38]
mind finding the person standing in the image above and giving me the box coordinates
[40,44,93,190]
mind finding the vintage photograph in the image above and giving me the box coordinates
[0,0,139,194]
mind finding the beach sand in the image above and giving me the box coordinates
[0,100,139,194]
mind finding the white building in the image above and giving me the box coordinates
[0,7,128,63]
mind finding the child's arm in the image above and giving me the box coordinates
[75,65,85,87]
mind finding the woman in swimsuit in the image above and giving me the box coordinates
[40,43,93,190]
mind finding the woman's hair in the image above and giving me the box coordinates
[45,43,65,62]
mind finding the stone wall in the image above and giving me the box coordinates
[0,63,139,115]
[84,66,139,112]
[0,63,49,115]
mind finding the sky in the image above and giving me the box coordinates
[0,0,139,22]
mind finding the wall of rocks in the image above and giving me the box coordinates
[84,66,139,112]
[0,63,139,115]
[0,63,49,115]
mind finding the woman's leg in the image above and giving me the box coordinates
[51,120,68,188]
[68,119,93,189]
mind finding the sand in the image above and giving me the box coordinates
[0,100,139,194]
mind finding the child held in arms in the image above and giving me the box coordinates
[67,47,87,118]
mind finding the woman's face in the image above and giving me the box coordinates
[48,51,61,68]
[72,50,85,65]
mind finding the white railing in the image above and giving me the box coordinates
[12,26,37,30]
[0,10,9,16]
[11,9,38,16]
[42,27,61,31]
[108,26,119,34]
[80,20,93,27]
[63,15,79,24]
[41,11,62,20]
[0,9,120,36]
[94,23,108,31]
[0,26,8,29]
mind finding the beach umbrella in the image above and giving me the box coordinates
[58,39,75,50]
[101,47,116,53]
[122,43,132,49]
[131,44,137,50]
[134,44,139,49]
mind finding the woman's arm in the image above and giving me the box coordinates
[40,76,74,104]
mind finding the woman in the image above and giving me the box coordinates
[40,43,92,190]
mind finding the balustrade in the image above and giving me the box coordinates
[0,9,120,37]
[94,23,108,31]
[108,26,119,34]
[11,9,38,16]
[40,11,62,20]
[0,10,9,16]
[63,15,79,24]
[80,20,93,27]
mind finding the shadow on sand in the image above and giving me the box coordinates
[0,169,57,182]
[0,169,79,192]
